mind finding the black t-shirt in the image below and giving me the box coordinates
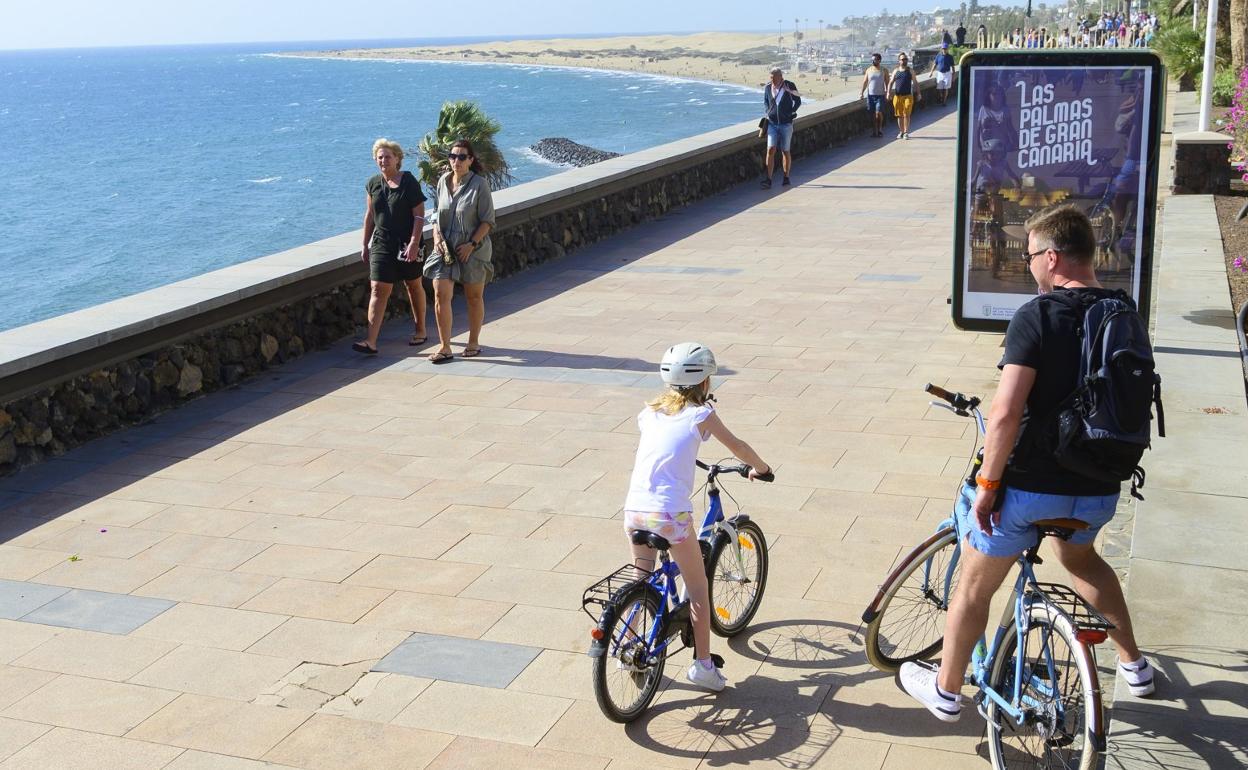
[999,288,1121,496]
[891,69,914,95]
[366,171,427,259]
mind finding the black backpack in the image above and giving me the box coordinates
[1043,289,1165,499]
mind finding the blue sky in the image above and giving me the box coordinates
[3,0,940,50]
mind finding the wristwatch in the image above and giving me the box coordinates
[975,474,1002,491]
[470,239,480,250]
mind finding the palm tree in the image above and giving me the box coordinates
[415,100,512,194]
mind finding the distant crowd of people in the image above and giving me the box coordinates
[958,10,1158,50]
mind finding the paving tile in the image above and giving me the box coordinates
[506,649,593,701]
[0,726,183,770]
[356,591,511,638]
[319,495,445,527]
[129,693,310,760]
[33,523,170,560]
[393,680,571,746]
[163,750,296,769]
[0,578,68,620]
[132,603,288,651]
[439,533,569,570]
[241,578,390,623]
[426,735,610,770]
[334,522,461,559]
[107,477,258,509]
[0,620,60,665]
[10,628,176,681]
[0,665,58,711]
[229,514,363,548]
[374,632,542,688]
[263,713,453,770]
[0,717,50,763]
[236,544,374,583]
[136,533,269,571]
[539,700,716,769]
[31,554,172,593]
[3,674,179,735]
[20,588,174,634]
[226,487,350,517]
[129,645,299,701]
[481,604,589,654]
[0,547,70,582]
[246,617,409,666]
[133,565,277,608]
[460,565,597,610]
[344,554,487,595]
[135,505,263,537]
[422,505,549,538]
[318,671,432,723]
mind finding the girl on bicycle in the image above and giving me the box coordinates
[623,342,772,692]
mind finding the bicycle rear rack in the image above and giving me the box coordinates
[1028,582,1114,634]
[581,563,652,621]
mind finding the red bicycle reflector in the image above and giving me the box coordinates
[590,628,605,640]
[1075,629,1108,644]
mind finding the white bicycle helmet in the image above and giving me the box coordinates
[659,342,717,387]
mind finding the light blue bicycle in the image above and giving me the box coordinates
[861,384,1112,770]
[582,460,772,723]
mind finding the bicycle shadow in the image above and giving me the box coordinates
[1104,645,1248,769]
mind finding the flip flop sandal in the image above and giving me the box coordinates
[428,351,454,364]
[408,334,428,346]
[461,347,482,358]
[351,342,378,355]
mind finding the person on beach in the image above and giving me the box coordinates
[928,43,954,107]
[887,53,919,140]
[761,67,801,189]
[860,53,889,138]
[425,139,496,363]
[624,342,772,692]
[353,138,428,356]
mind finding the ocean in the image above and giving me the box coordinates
[0,39,762,332]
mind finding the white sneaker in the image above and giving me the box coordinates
[899,662,963,722]
[903,132,911,140]
[686,660,727,692]
[896,131,904,139]
[1119,657,1156,697]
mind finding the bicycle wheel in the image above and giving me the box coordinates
[708,520,769,636]
[591,585,668,723]
[986,601,1102,770]
[863,526,960,671]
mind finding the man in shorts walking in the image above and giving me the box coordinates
[761,67,801,189]
[860,53,889,138]
[929,42,955,107]
[887,52,919,139]
[899,205,1156,723]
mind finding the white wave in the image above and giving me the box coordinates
[516,146,573,169]
[248,176,282,184]
[286,102,300,107]
[273,126,295,133]
[298,177,314,183]
[626,85,640,90]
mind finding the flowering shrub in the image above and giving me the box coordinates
[1227,66,1248,183]
[1235,256,1248,274]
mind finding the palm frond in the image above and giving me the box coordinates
[414,100,513,194]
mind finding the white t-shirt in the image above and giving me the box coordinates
[624,404,714,514]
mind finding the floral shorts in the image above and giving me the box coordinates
[624,510,694,546]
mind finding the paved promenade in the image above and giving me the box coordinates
[0,100,1242,768]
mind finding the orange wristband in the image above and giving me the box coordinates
[975,474,1002,491]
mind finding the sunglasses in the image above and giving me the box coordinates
[448,153,471,161]
[1021,247,1056,265]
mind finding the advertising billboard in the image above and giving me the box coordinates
[952,51,1164,331]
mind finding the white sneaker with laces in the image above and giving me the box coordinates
[899,662,963,722]
[896,131,904,139]
[1119,657,1156,697]
[686,660,727,692]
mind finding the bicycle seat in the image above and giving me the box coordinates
[1034,518,1089,541]
[630,530,671,552]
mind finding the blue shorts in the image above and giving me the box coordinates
[954,482,1119,558]
[866,95,885,115]
[767,122,793,152]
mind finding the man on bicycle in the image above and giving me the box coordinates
[900,205,1154,722]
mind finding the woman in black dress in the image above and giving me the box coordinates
[353,138,428,355]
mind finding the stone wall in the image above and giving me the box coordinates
[1172,132,1233,195]
[0,77,943,474]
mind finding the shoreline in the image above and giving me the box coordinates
[284,31,861,101]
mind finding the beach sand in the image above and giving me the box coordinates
[295,31,860,101]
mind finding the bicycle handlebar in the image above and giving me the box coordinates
[695,460,774,483]
[924,383,980,413]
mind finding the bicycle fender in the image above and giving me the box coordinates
[587,605,617,658]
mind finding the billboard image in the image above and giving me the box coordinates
[952,52,1163,331]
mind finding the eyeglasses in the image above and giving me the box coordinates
[448,153,470,161]
[1021,247,1055,265]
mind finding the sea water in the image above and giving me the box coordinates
[0,39,762,332]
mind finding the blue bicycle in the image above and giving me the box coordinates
[861,384,1111,769]
[583,460,772,723]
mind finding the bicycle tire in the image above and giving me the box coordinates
[591,585,667,723]
[708,520,769,637]
[863,526,960,672]
[985,601,1103,770]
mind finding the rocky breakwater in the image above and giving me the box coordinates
[530,138,621,167]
